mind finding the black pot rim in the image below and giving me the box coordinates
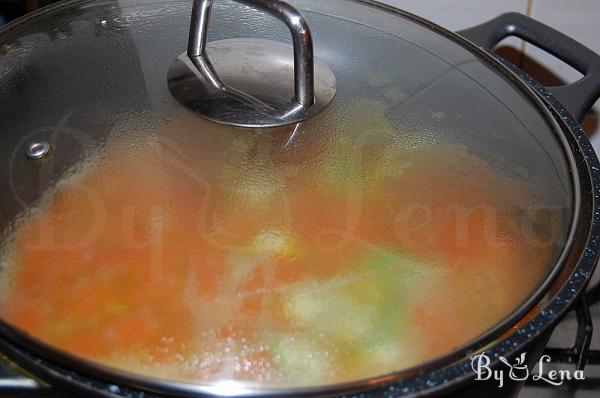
[0,0,598,397]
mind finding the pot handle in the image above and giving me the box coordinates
[458,12,600,122]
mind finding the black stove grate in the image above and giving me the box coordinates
[521,277,600,397]
[543,294,597,371]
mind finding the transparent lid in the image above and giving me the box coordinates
[0,0,574,391]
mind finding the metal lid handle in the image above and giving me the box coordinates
[188,0,315,107]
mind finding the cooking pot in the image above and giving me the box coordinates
[0,0,599,397]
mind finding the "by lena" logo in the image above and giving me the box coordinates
[471,352,585,388]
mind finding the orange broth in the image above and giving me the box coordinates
[0,105,566,387]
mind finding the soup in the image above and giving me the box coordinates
[0,101,566,388]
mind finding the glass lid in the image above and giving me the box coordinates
[0,0,575,391]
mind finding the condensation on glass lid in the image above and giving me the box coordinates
[0,98,570,388]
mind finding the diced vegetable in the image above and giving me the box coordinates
[272,336,334,384]
[252,230,297,257]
